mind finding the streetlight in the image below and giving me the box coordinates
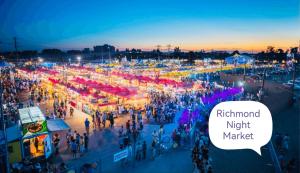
[77,56,81,65]
[38,57,43,63]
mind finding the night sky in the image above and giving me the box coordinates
[0,0,299,52]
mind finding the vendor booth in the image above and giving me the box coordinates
[6,125,22,164]
[19,107,52,159]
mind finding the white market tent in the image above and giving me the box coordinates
[225,54,254,65]
[19,106,45,124]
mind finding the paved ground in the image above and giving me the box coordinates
[17,77,299,173]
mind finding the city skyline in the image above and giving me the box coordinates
[0,0,299,52]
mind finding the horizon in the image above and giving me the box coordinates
[0,0,299,52]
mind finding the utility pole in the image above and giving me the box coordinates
[13,37,18,61]
[166,44,171,59]
[156,45,161,62]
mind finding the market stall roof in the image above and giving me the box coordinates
[6,125,22,142]
[40,62,56,68]
[47,119,70,132]
[0,60,12,68]
[19,106,45,124]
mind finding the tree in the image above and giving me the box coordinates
[266,46,275,61]
[276,48,286,61]
[173,47,181,59]
[187,51,195,64]
[231,50,240,55]
[290,47,298,54]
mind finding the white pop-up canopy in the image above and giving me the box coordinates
[47,119,70,132]
[19,106,45,125]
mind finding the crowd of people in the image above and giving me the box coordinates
[274,132,296,173]
[0,68,36,127]
[146,91,177,123]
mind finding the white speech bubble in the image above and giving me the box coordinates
[209,101,272,155]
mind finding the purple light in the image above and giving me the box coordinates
[178,87,243,126]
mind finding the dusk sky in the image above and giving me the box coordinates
[0,0,299,52]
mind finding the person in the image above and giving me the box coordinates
[96,114,101,130]
[127,143,133,162]
[192,144,200,163]
[136,142,142,161]
[76,132,81,151]
[281,134,289,153]
[34,137,39,152]
[84,118,90,134]
[142,141,147,160]
[126,120,130,131]
[152,130,158,143]
[109,113,114,128]
[84,133,89,152]
[66,130,72,151]
[70,107,74,117]
[92,114,96,130]
[119,125,124,137]
[159,125,164,142]
[151,140,156,160]
[139,120,143,130]
[71,140,77,158]
[80,136,84,154]
[102,112,106,128]
[53,133,60,155]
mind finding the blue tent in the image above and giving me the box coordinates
[0,60,12,68]
[40,62,56,68]
[225,54,254,64]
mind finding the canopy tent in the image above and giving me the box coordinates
[19,107,45,124]
[0,60,13,68]
[225,54,254,65]
[47,119,70,132]
[40,62,56,68]
[19,107,48,138]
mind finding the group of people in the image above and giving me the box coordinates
[274,133,296,173]
[90,109,115,130]
[66,129,89,159]
[146,91,177,123]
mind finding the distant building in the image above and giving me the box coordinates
[67,50,81,55]
[93,44,115,54]
[82,48,90,54]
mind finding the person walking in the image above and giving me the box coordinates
[71,140,77,159]
[109,113,114,128]
[151,140,156,160]
[76,132,81,151]
[80,136,84,155]
[84,118,90,134]
[84,133,89,152]
[96,114,101,130]
[102,112,107,128]
[142,141,147,160]
[92,114,96,130]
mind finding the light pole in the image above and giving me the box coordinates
[108,47,111,64]
[38,57,43,63]
[77,56,81,65]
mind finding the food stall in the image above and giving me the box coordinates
[19,107,52,159]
